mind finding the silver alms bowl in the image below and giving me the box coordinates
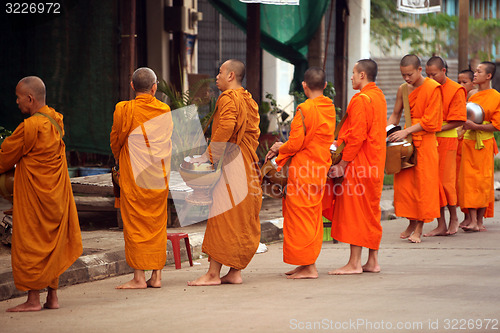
[466,102,485,124]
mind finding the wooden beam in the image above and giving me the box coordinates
[458,0,469,71]
[334,0,348,113]
[308,17,325,68]
[119,0,137,101]
[246,3,262,104]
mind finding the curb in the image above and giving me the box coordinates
[1,205,393,302]
[0,233,207,302]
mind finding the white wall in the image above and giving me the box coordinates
[347,0,371,101]
[262,50,295,132]
[146,0,171,99]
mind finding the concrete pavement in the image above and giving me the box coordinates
[1,211,499,332]
[1,187,500,332]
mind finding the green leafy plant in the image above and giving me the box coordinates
[0,126,12,145]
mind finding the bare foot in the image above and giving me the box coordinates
[362,263,380,273]
[43,302,59,310]
[423,226,448,237]
[459,218,471,228]
[462,225,480,232]
[400,224,416,239]
[288,265,318,279]
[328,263,362,275]
[479,225,487,232]
[6,301,42,312]
[115,279,147,289]
[408,233,422,243]
[187,273,221,286]
[146,278,161,288]
[285,266,303,275]
[221,270,243,284]
[447,218,460,235]
[43,292,59,309]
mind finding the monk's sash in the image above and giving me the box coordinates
[463,121,494,150]
[34,112,63,138]
[436,121,458,138]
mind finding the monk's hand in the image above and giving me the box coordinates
[265,142,283,162]
[265,150,276,162]
[388,129,408,142]
[328,160,348,178]
[462,119,478,131]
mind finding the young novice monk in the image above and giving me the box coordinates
[326,59,387,274]
[457,62,500,232]
[387,54,443,243]
[267,67,336,279]
[423,56,466,237]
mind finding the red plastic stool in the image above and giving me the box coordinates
[167,233,193,269]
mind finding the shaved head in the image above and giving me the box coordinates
[356,59,378,82]
[427,56,447,71]
[400,54,421,69]
[459,69,474,82]
[132,67,157,93]
[225,59,246,83]
[18,76,46,103]
[303,67,326,91]
[481,61,496,79]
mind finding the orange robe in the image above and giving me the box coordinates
[328,83,387,250]
[457,89,500,212]
[0,106,82,291]
[437,78,467,207]
[110,94,172,270]
[394,78,442,222]
[276,96,336,265]
[202,87,262,270]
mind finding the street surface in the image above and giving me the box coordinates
[1,214,499,333]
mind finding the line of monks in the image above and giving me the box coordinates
[1,56,499,312]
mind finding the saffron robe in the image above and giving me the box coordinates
[202,87,262,270]
[110,94,172,270]
[394,78,442,222]
[328,83,387,250]
[457,89,500,211]
[276,96,336,265]
[0,106,82,291]
[437,78,467,207]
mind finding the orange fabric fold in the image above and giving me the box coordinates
[0,106,82,291]
[394,78,442,222]
[437,137,458,207]
[201,88,262,270]
[441,78,467,122]
[277,96,336,265]
[110,94,172,270]
[327,82,386,250]
[437,79,466,207]
[457,89,500,213]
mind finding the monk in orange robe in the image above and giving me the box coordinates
[457,62,500,232]
[0,76,82,312]
[456,70,477,228]
[326,59,386,274]
[266,67,336,279]
[110,67,172,289]
[423,56,466,237]
[188,59,262,286]
[388,54,442,243]
[458,69,478,100]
